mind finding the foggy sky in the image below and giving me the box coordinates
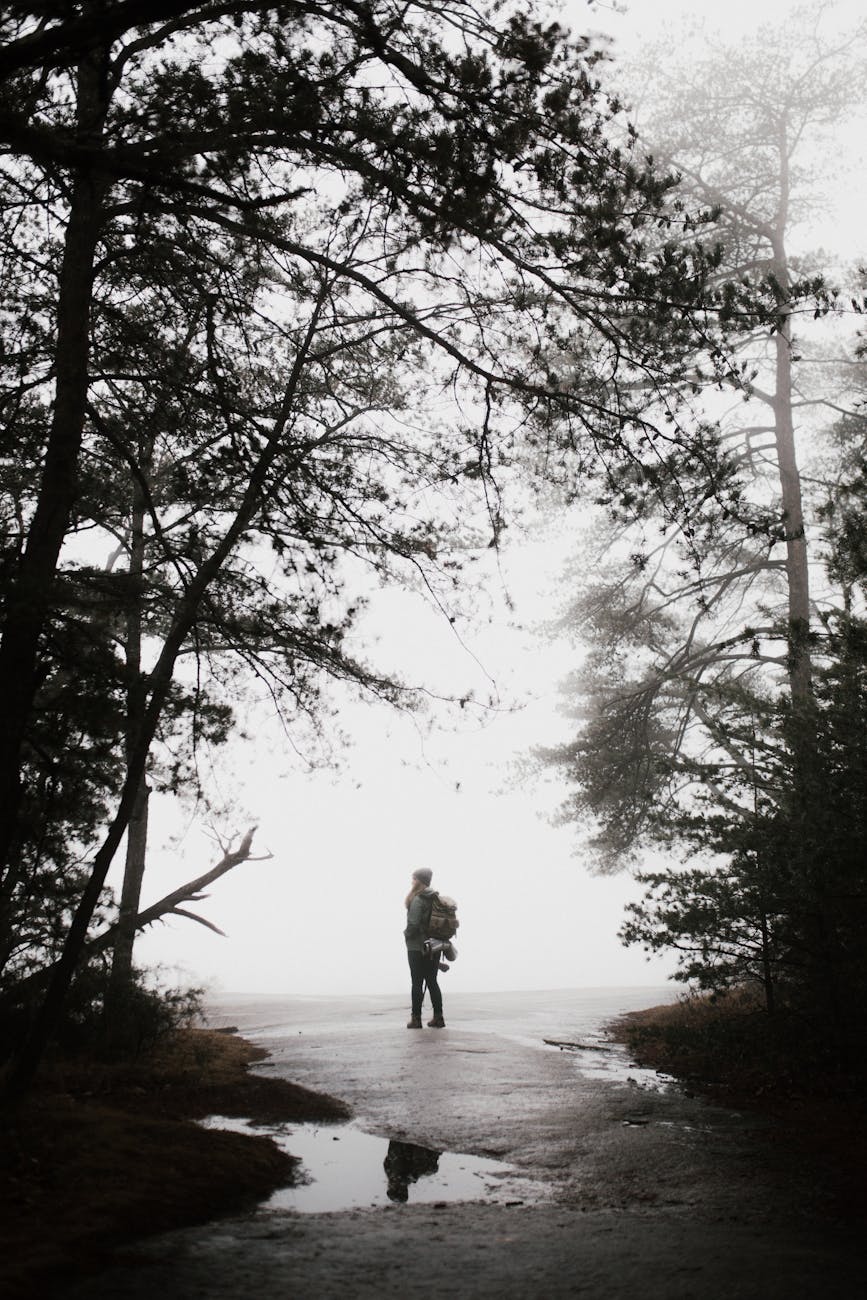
[125,0,866,1001]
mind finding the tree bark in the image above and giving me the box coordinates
[2,302,325,1100]
[769,114,811,710]
[772,307,812,707]
[0,44,110,898]
[104,775,150,1031]
[105,441,151,1032]
[767,219,842,1037]
[759,911,775,1016]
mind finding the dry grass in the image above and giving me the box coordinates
[0,1029,350,1298]
[610,990,867,1221]
[610,986,775,1091]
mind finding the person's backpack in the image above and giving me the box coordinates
[424,891,459,941]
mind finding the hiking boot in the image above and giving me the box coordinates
[427,1015,446,1028]
[406,1016,422,1029]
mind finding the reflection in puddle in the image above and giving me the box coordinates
[384,1138,441,1202]
[202,1118,547,1214]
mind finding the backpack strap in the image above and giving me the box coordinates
[421,891,437,937]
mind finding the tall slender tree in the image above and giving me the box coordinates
[540,4,867,1045]
[544,4,867,861]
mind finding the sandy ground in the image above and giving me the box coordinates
[57,996,864,1298]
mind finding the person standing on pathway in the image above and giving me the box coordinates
[404,867,445,1029]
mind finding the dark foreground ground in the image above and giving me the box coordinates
[33,991,867,1300]
[0,1030,348,1299]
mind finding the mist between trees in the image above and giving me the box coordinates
[537,3,867,1075]
[0,0,865,1097]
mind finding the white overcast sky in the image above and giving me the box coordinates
[124,0,866,1001]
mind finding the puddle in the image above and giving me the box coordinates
[201,1118,548,1213]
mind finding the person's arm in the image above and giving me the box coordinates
[404,893,427,942]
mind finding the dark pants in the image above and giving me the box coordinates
[408,949,442,1018]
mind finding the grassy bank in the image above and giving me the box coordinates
[612,986,866,1099]
[611,989,867,1219]
[0,1028,350,1298]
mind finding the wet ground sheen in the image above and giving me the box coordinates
[201,1117,551,1212]
[57,988,865,1299]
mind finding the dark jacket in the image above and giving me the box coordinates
[404,887,435,952]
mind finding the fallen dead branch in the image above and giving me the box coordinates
[543,1039,613,1053]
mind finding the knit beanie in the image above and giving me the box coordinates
[412,867,433,886]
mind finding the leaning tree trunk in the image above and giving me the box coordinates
[103,777,151,1044]
[104,442,152,1042]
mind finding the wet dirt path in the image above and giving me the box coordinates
[58,992,863,1298]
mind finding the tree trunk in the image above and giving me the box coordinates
[772,311,812,706]
[103,774,150,1040]
[105,441,151,1038]
[1,829,261,1015]
[2,306,325,1100]
[759,911,775,1016]
[767,227,846,1040]
[0,45,110,899]
[768,122,811,707]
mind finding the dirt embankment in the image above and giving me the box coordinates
[0,1029,349,1299]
